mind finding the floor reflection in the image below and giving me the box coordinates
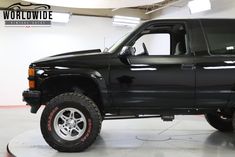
[205,131,235,149]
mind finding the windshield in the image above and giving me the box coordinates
[105,23,142,53]
[107,33,130,53]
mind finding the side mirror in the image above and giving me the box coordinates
[119,46,136,57]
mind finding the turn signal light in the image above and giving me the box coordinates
[29,80,35,89]
[28,67,35,76]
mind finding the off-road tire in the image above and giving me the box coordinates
[232,112,235,131]
[205,113,233,132]
[40,92,102,152]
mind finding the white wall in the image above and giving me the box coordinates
[152,0,235,19]
[0,12,132,105]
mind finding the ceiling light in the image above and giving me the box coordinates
[112,16,140,28]
[188,0,211,14]
[113,22,138,27]
[51,12,71,23]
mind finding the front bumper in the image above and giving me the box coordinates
[22,90,41,113]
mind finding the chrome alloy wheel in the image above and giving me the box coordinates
[53,107,87,141]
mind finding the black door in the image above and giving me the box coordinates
[195,19,235,108]
[110,55,195,109]
[195,56,235,108]
[109,21,196,110]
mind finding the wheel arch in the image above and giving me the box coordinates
[40,70,109,111]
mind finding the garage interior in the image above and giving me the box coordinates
[1,0,235,156]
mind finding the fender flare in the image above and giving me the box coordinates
[39,67,110,107]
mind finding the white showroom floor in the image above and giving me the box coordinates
[1,107,235,157]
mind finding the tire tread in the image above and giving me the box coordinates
[40,92,102,152]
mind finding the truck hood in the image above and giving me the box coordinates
[33,49,102,65]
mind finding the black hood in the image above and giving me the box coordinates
[33,49,102,65]
[51,49,101,57]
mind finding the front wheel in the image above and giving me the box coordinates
[40,92,102,152]
[205,113,233,132]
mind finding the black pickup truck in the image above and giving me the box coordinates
[23,19,235,152]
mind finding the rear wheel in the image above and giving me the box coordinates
[205,113,233,132]
[40,92,102,152]
[232,112,235,131]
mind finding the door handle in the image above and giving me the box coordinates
[181,64,196,70]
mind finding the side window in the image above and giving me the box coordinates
[133,33,171,55]
[203,20,235,55]
[130,23,188,56]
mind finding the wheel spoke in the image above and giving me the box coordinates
[70,111,75,119]
[60,114,69,122]
[75,117,83,122]
[68,129,73,136]
[74,126,82,134]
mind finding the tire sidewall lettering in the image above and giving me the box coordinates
[48,107,59,132]
[80,118,92,142]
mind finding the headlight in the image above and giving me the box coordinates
[36,69,44,75]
